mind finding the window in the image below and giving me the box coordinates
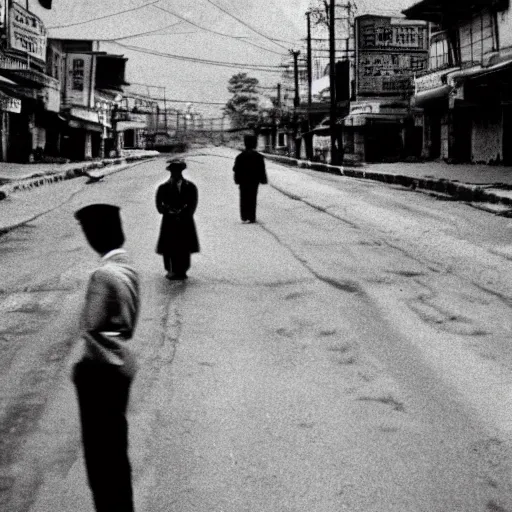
[430,32,450,69]
[72,59,84,91]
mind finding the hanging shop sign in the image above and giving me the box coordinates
[0,91,22,113]
[0,0,6,31]
[9,3,47,62]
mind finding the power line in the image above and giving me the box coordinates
[47,0,161,29]
[152,3,286,56]
[99,22,183,42]
[201,0,290,51]
[113,42,285,72]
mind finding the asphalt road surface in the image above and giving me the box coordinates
[2,147,512,512]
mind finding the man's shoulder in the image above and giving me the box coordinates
[157,180,170,190]
[183,178,197,189]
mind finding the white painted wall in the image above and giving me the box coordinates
[498,9,512,50]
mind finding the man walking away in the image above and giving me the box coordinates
[73,204,140,512]
[233,134,267,223]
[156,158,200,280]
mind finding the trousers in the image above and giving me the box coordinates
[163,249,191,276]
[239,184,259,222]
[73,360,134,512]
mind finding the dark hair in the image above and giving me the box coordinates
[244,135,257,149]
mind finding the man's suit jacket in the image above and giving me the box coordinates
[233,149,267,187]
[80,249,140,376]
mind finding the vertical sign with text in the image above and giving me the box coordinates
[0,0,6,31]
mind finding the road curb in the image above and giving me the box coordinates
[262,153,512,209]
[0,154,159,201]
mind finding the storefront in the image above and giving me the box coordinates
[0,89,22,161]
[342,102,415,163]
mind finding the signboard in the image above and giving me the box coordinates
[0,0,6,31]
[414,69,449,93]
[65,54,93,107]
[9,3,47,62]
[358,16,427,50]
[0,92,22,113]
[356,15,428,96]
[358,51,426,95]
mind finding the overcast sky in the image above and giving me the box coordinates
[27,0,417,118]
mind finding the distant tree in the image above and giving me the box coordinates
[224,73,261,129]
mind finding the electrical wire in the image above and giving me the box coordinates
[151,4,286,56]
[113,41,285,72]
[98,21,183,42]
[201,0,290,51]
[47,0,161,29]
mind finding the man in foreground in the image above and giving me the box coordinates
[73,203,140,512]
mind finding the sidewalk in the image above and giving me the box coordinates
[263,153,512,215]
[0,150,160,233]
[0,149,160,193]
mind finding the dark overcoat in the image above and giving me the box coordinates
[233,149,267,186]
[156,178,200,255]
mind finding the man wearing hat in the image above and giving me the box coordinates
[156,158,199,280]
[74,204,140,512]
[233,134,267,223]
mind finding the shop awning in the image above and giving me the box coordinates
[343,113,408,126]
[68,117,103,133]
[452,58,512,84]
[116,120,146,131]
[0,75,17,86]
[411,85,452,107]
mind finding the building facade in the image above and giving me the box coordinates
[57,39,129,160]
[0,0,134,164]
[404,0,512,164]
[342,15,429,163]
[0,1,58,162]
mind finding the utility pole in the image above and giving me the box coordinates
[163,87,168,133]
[306,10,313,160]
[277,83,281,107]
[306,11,313,107]
[329,0,338,165]
[290,50,301,108]
[290,50,301,158]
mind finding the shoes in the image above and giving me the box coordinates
[166,273,188,281]
[242,219,256,224]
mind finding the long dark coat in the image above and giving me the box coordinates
[156,178,200,255]
[233,149,267,186]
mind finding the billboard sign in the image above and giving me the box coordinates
[356,16,428,96]
[0,0,6,31]
[0,92,22,113]
[9,3,47,62]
